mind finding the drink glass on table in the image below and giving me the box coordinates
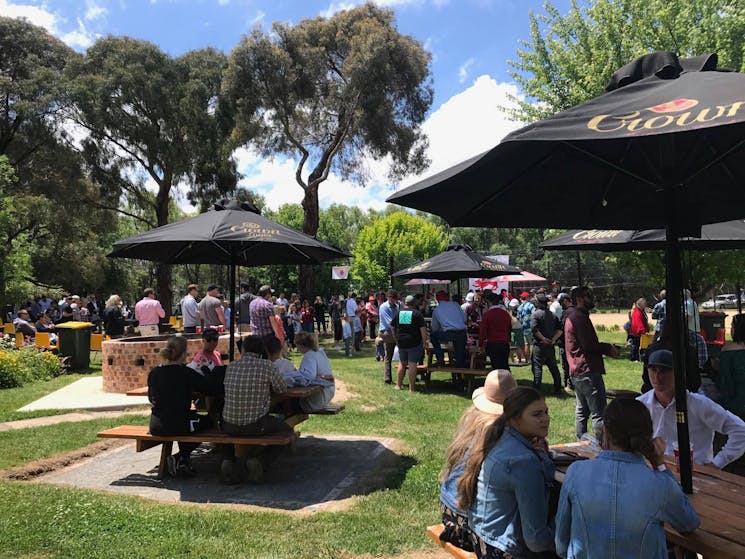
[673,442,694,473]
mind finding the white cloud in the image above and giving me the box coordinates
[85,0,106,20]
[60,17,96,49]
[320,0,445,18]
[0,0,57,29]
[228,75,525,212]
[217,0,230,5]
[458,57,474,83]
[0,1,98,49]
[250,9,265,26]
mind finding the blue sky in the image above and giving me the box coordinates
[1,0,573,211]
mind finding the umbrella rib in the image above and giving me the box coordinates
[561,142,660,189]
[685,135,745,184]
[471,151,556,217]
[210,241,232,257]
[237,241,313,262]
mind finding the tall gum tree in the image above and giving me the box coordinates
[66,38,238,311]
[224,3,433,299]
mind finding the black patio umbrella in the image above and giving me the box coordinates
[110,199,350,359]
[388,51,745,492]
[392,244,521,280]
[541,220,745,251]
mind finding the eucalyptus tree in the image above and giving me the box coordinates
[66,38,238,309]
[224,3,433,299]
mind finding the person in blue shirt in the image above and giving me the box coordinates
[555,398,699,559]
[431,290,468,368]
[377,289,400,384]
[459,386,556,558]
[439,370,517,551]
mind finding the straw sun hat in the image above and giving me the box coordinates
[472,369,517,415]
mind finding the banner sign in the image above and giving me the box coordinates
[332,266,349,280]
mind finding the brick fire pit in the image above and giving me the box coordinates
[101,334,246,393]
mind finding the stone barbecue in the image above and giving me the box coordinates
[101,334,245,393]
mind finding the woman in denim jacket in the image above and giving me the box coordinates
[459,386,556,558]
[439,370,517,551]
[555,398,699,558]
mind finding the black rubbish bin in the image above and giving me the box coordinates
[56,321,94,369]
[699,311,727,342]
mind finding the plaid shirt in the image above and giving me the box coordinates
[222,352,287,425]
[249,296,275,337]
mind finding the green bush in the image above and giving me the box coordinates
[596,324,607,332]
[0,345,63,389]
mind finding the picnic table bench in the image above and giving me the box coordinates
[107,385,344,478]
[426,524,475,559]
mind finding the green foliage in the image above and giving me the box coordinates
[0,345,62,389]
[352,211,447,290]
[508,0,745,121]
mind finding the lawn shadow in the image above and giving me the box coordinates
[42,434,413,511]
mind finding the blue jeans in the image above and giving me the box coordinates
[344,336,352,356]
[431,329,468,368]
[574,372,607,441]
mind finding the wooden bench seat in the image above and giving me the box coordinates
[98,423,303,479]
[426,524,476,559]
[308,404,345,414]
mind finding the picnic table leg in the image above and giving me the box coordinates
[466,376,474,397]
[158,441,173,479]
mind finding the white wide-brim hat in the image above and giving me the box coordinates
[472,369,517,415]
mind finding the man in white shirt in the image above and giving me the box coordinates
[638,349,745,469]
[345,292,358,327]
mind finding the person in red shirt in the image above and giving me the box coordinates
[300,300,315,333]
[629,297,649,361]
[479,292,514,370]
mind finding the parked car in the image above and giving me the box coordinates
[702,294,741,309]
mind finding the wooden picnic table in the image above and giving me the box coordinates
[550,442,745,559]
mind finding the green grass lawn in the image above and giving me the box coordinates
[0,331,644,559]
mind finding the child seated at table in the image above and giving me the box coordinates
[265,335,308,387]
[555,398,700,558]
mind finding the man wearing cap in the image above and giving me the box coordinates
[479,292,513,370]
[378,289,400,384]
[135,288,165,336]
[234,282,256,334]
[564,286,619,441]
[530,294,563,394]
[638,349,745,469]
[391,294,428,391]
[181,284,200,334]
[198,284,225,329]
[249,285,277,343]
[431,291,468,368]
[517,292,536,360]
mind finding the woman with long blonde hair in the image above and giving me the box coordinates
[439,370,517,552]
[459,386,555,558]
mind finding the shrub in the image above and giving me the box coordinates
[596,324,607,332]
[0,345,63,389]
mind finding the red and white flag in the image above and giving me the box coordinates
[332,266,349,280]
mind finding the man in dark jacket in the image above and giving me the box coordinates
[530,294,563,394]
[234,282,256,333]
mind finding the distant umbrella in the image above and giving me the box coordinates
[392,244,521,280]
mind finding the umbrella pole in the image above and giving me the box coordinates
[665,220,694,494]
[738,283,742,315]
[576,251,583,286]
[229,260,236,362]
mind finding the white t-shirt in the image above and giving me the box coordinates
[345,297,358,319]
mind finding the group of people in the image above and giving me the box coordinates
[11,293,105,345]
[147,330,335,481]
[439,366,706,558]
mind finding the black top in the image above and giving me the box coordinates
[148,364,211,435]
[235,292,256,324]
[103,305,126,336]
[391,307,426,349]
[531,308,561,345]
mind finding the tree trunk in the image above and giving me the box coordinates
[154,181,173,315]
[299,183,320,301]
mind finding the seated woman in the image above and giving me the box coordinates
[459,386,555,559]
[293,331,335,412]
[439,370,517,552]
[718,313,745,418]
[148,335,213,477]
[555,398,700,558]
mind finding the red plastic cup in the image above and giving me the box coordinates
[673,442,694,473]
[196,326,201,334]
[218,325,224,333]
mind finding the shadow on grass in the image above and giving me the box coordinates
[81,435,417,511]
